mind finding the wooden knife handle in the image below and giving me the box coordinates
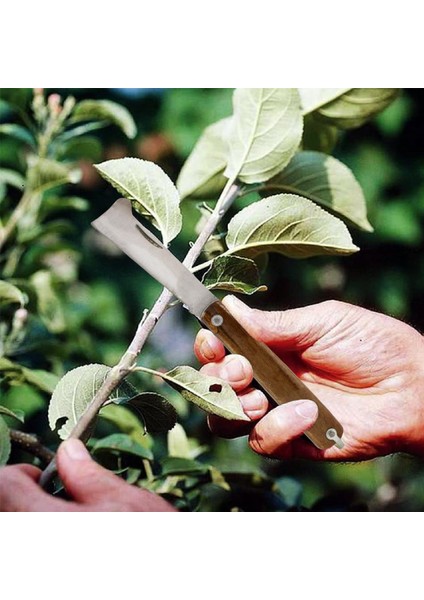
[201,300,343,450]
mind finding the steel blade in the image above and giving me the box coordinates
[91,198,217,318]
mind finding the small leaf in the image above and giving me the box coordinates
[92,433,153,460]
[0,416,11,466]
[160,365,248,421]
[58,136,103,162]
[168,423,191,458]
[225,88,303,184]
[226,194,359,259]
[299,89,351,114]
[48,364,137,439]
[0,280,26,307]
[95,158,182,245]
[263,151,373,232]
[72,99,137,139]
[176,117,231,200]
[0,405,24,423]
[0,124,35,147]
[27,158,81,194]
[202,255,267,295]
[160,456,207,476]
[315,89,400,129]
[30,270,66,333]
[116,392,177,434]
[0,168,25,190]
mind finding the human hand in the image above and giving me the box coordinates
[0,439,176,512]
[194,296,424,461]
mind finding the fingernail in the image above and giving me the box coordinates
[200,339,215,361]
[222,357,247,382]
[62,439,89,461]
[241,390,267,412]
[295,400,318,420]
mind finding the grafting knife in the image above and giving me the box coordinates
[92,198,344,450]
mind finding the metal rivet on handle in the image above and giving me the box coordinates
[326,428,344,449]
[211,314,224,327]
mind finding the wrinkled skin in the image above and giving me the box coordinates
[0,439,175,512]
[194,296,424,461]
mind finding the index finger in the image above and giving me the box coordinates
[0,464,66,512]
[194,329,226,364]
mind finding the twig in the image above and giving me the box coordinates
[10,430,55,464]
[39,182,240,489]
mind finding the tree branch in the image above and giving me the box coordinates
[39,182,240,489]
[10,430,55,464]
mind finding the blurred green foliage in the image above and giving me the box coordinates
[1,88,423,510]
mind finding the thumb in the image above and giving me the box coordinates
[249,399,319,459]
[57,439,122,503]
[223,295,333,350]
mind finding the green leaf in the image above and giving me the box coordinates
[27,158,81,194]
[160,365,248,421]
[0,416,11,466]
[315,89,400,129]
[0,168,25,190]
[160,456,207,476]
[95,158,182,245]
[302,114,339,154]
[0,124,35,147]
[0,89,32,111]
[30,270,65,333]
[58,136,103,162]
[40,195,89,219]
[48,363,137,439]
[168,423,191,458]
[92,433,153,460]
[21,368,60,394]
[119,392,178,434]
[0,405,24,423]
[202,255,267,295]
[299,89,351,114]
[225,88,303,184]
[225,194,359,259]
[0,280,26,307]
[72,99,137,139]
[263,151,373,232]
[100,403,153,447]
[1,384,45,419]
[176,117,231,200]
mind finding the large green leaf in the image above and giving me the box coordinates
[263,151,373,232]
[159,366,248,421]
[27,158,80,194]
[202,255,267,295]
[176,117,231,200]
[225,194,359,259]
[48,364,137,439]
[72,99,137,139]
[99,404,153,447]
[0,280,26,307]
[225,88,303,184]
[114,392,177,434]
[315,89,399,129]
[95,158,182,245]
[0,416,11,466]
[92,433,153,460]
[299,89,351,114]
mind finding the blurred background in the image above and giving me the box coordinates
[1,88,423,510]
